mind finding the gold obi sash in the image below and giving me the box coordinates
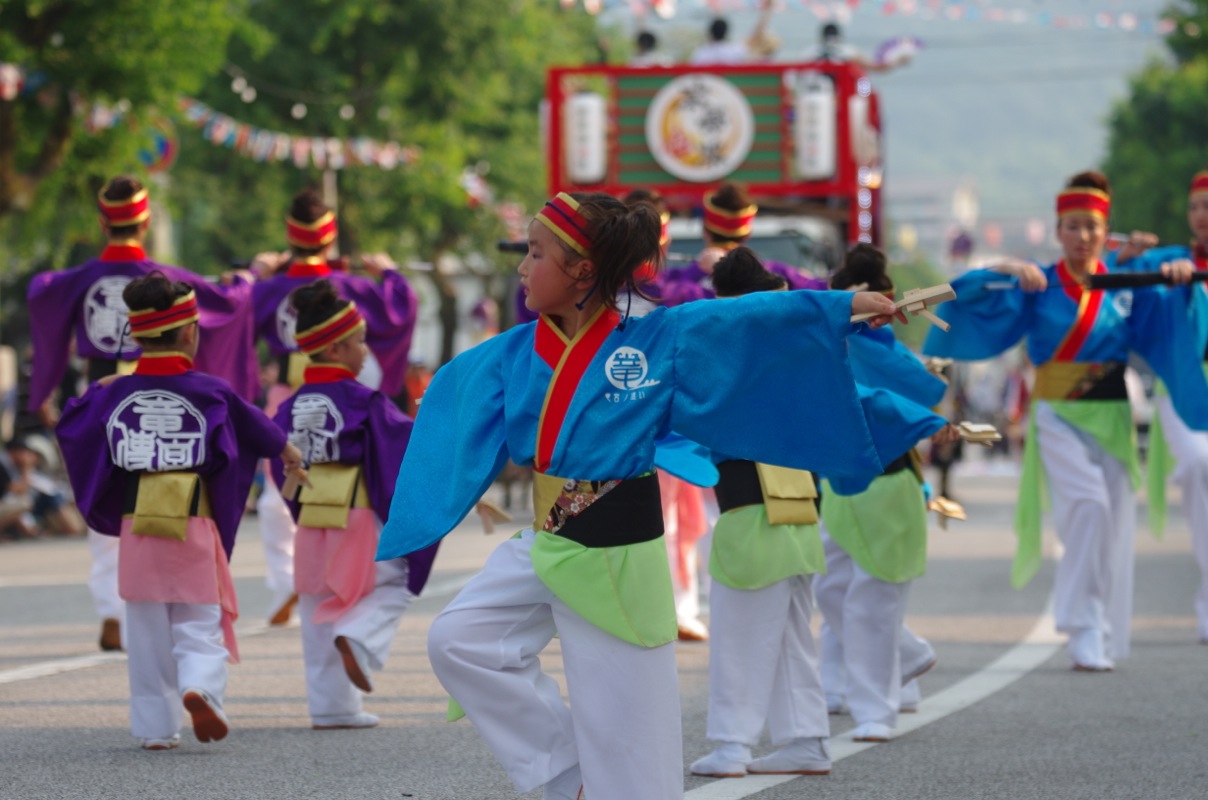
[715,460,819,525]
[531,471,664,548]
[1033,361,1127,402]
[124,471,212,541]
[277,351,311,390]
[295,463,371,529]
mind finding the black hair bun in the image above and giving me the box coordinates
[291,279,349,332]
[122,270,189,311]
[830,243,893,293]
[289,188,329,224]
[713,246,787,297]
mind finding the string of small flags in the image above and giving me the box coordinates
[177,98,419,171]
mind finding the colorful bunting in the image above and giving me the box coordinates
[176,98,419,171]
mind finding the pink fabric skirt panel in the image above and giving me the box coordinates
[118,516,241,662]
[658,471,709,588]
[294,507,379,625]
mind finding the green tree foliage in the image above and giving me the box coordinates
[888,251,947,350]
[0,1,250,254]
[1103,1,1208,242]
[168,0,598,272]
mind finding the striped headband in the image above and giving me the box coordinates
[128,291,199,337]
[703,195,758,238]
[286,211,338,250]
[1191,171,1208,197]
[97,186,151,227]
[535,193,592,257]
[1056,187,1110,220]
[294,302,366,355]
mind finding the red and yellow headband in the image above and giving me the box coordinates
[1190,171,1208,197]
[535,193,592,257]
[703,195,758,238]
[286,211,338,250]
[128,291,199,338]
[1056,187,1110,220]
[295,302,366,355]
[98,186,150,227]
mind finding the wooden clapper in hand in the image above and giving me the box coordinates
[851,284,957,331]
[957,421,1002,447]
[926,422,1002,530]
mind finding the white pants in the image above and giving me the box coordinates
[821,622,927,710]
[88,529,125,622]
[706,576,827,746]
[814,528,910,728]
[1035,402,1136,658]
[257,477,296,601]
[427,531,682,800]
[125,601,227,740]
[300,559,413,722]
[1155,394,1208,639]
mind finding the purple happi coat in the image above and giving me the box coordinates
[271,367,438,596]
[56,361,287,558]
[656,258,828,307]
[253,260,417,397]
[26,244,258,410]
[511,257,826,320]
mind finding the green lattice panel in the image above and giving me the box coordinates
[614,72,786,184]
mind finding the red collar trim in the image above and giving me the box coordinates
[1053,261,1106,362]
[1055,260,1105,303]
[303,364,357,384]
[133,352,194,376]
[534,306,621,472]
[285,258,333,278]
[99,243,147,262]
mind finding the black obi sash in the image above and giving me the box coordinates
[544,473,664,549]
[715,460,763,513]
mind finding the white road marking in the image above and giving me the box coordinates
[684,607,1061,800]
[0,652,128,685]
[0,574,474,686]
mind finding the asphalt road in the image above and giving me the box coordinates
[1,465,1205,800]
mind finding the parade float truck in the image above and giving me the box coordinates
[545,61,883,272]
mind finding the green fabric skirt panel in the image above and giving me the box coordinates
[1012,399,1138,589]
[1146,405,1174,540]
[1145,368,1206,539]
[708,504,825,591]
[820,470,928,584]
[530,531,678,648]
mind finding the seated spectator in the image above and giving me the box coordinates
[0,435,84,540]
